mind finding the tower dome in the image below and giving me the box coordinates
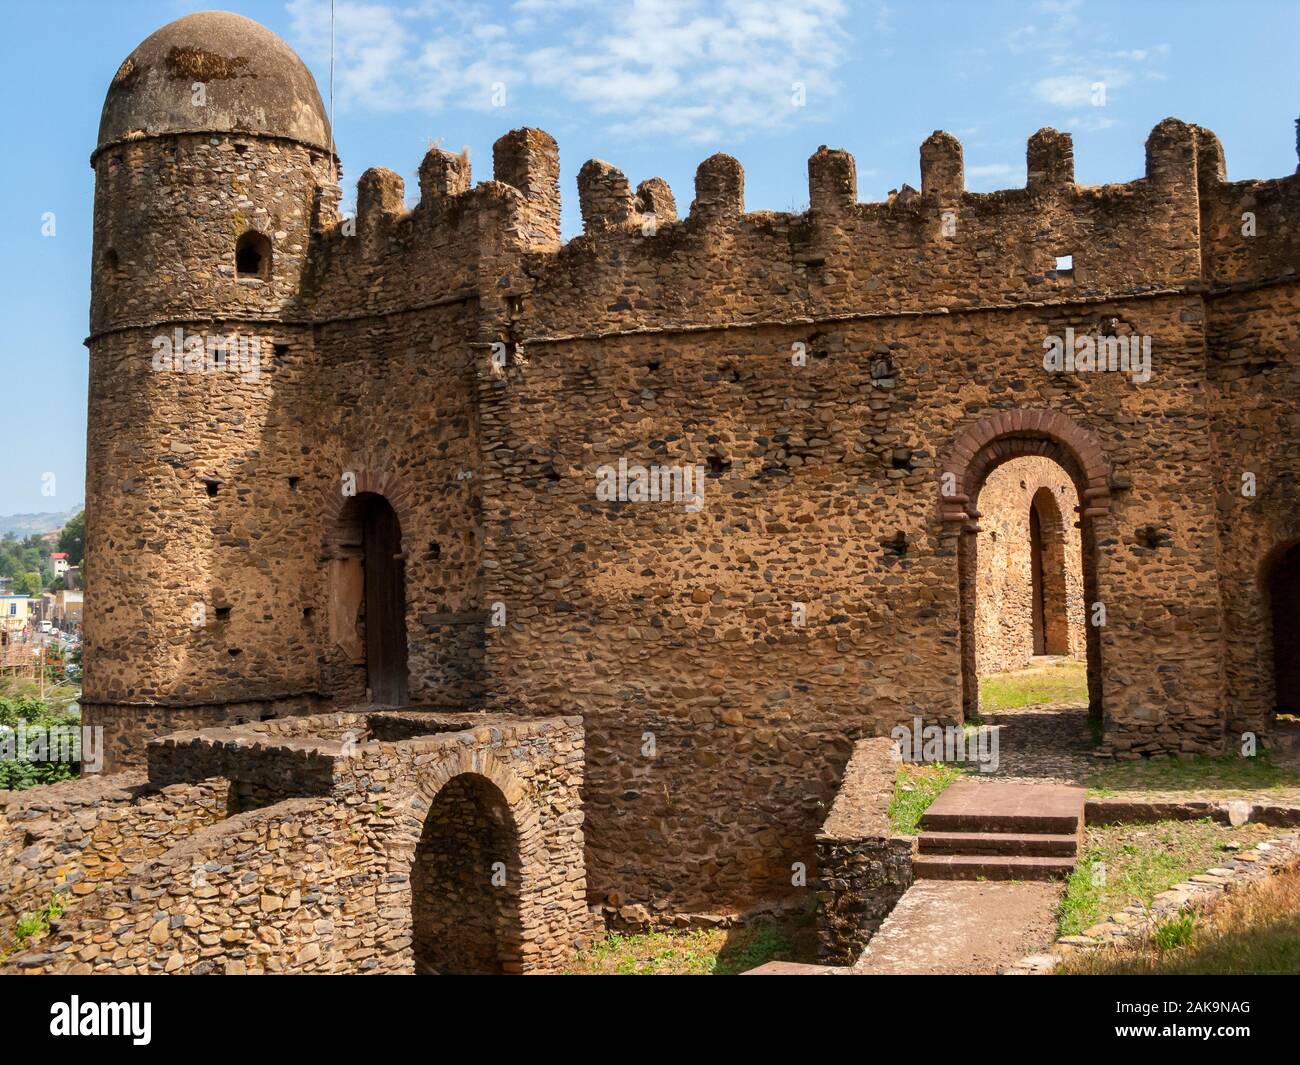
[96,10,331,154]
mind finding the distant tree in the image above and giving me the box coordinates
[58,511,85,566]
[14,571,42,598]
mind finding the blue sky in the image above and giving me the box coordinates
[1,0,1297,517]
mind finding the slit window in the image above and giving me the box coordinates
[235,231,272,279]
[1054,254,1074,275]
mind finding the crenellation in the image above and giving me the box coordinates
[689,152,745,220]
[1026,128,1074,195]
[420,145,471,200]
[492,127,560,250]
[808,146,858,215]
[577,158,638,231]
[1144,116,1199,188]
[356,166,407,251]
[636,177,677,222]
[920,130,963,199]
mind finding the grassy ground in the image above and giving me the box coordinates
[889,762,965,835]
[0,676,80,712]
[1062,860,1300,974]
[1058,819,1267,937]
[978,657,1089,713]
[1087,751,1300,800]
[565,909,818,975]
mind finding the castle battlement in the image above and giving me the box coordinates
[285,117,1300,344]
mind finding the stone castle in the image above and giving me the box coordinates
[78,8,1300,930]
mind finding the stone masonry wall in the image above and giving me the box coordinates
[0,773,229,953]
[84,103,1300,920]
[4,711,591,974]
[815,737,912,965]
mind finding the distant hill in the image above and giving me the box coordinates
[0,507,82,540]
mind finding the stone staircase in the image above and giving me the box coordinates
[914,781,1086,880]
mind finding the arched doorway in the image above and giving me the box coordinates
[411,773,523,974]
[944,410,1110,722]
[331,492,408,706]
[1265,541,1300,717]
[1030,486,1071,656]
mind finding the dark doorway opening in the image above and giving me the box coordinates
[1030,487,1069,656]
[1267,541,1300,717]
[335,492,408,706]
[411,774,522,974]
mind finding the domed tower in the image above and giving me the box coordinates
[85,12,338,770]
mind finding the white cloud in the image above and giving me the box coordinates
[287,0,851,141]
[1032,72,1132,108]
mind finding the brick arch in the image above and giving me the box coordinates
[394,751,544,974]
[320,457,416,550]
[940,409,1112,523]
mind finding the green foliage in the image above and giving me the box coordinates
[0,695,81,790]
[889,762,965,835]
[57,511,84,567]
[567,910,818,975]
[979,658,1089,713]
[1088,750,1300,798]
[1154,913,1196,950]
[13,570,42,598]
[0,534,43,582]
[4,894,66,959]
[1058,819,1260,936]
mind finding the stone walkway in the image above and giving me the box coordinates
[977,704,1300,805]
[852,880,1062,975]
[978,704,1093,785]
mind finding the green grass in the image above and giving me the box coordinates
[566,910,817,975]
[1088,751,1300,798]
[889,762,966,835]
[0,893,65,962]
[978,658,1089,713]
[1058,819,1264,937]
[1063,861,1300,974]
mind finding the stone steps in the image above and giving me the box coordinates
[912,853,1076,880]
[915,781,1085,881]
[918,830,1079,857]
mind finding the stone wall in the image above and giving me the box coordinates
[4,710,591,974]
[814,737,912,965]
[0,773,229,952]
[975,456,1085,675]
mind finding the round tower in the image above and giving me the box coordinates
[85,12,338,771]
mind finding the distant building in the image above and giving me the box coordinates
[54,590,83,629]
[50,552,70,577]
[0,594,36,634]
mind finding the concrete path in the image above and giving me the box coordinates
[852,879,1062,975]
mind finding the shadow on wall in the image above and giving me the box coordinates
[412,772,522,974]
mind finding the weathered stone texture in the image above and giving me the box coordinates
[815,738,912,964]
[77,14,1300,918]
[4,712,590,974]
[975,456,1085,675]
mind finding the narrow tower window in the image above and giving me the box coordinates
[235,231,272,279]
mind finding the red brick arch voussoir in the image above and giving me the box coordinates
[939,409,1112,523]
